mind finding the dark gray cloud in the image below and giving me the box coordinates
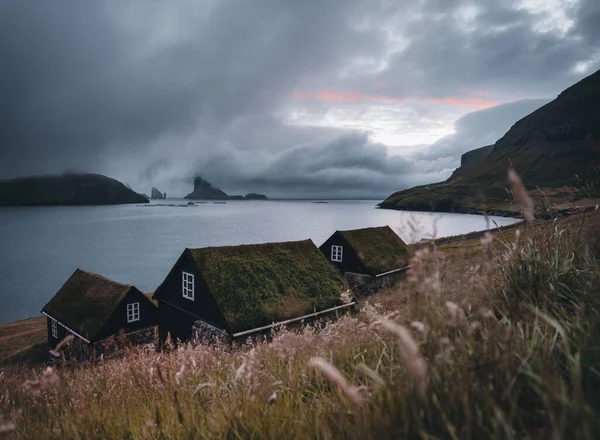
[0,0,598,197]
[0,0,384,175]
[411,99,550,165]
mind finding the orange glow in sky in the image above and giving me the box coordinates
[291,91,499,109]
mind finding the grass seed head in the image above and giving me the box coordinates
[377,320,428,401]
[309,357,362,405]
[508,169,534,223]
[193,382,215,396]
[55,334,75,352]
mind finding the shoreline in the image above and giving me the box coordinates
[378,198,599,220]
[377,202,520,218]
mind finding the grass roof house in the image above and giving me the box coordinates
[319,226,410,296]
[41,269,158,360]
[152,240,354,342]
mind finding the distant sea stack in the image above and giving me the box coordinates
[245,193,268,200]
[0,173,149,206]
[151,187,166,199]
[184,176,229,200]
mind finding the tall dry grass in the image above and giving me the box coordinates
[1,196,600,439]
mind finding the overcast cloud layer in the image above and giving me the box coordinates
[1,0,599,198]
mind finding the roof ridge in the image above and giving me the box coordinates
[74,268,133,288]
[338,225,391,233]
[187,238,313,251]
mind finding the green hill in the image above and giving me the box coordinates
[0,173,149,206]
[380,69,600,216]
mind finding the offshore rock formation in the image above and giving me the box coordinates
[151,187,165,199]
[245,193,268,200]
[184,176,229,200]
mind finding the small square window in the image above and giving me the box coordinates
[51,319,58,338]
[331,245,343,262]
[182,272,195,300]
[127,302,140,323]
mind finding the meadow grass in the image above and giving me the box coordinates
[1,212,599,439]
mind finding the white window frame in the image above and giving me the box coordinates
[182,271,195,300]
[127,302,140,323]
[331,245,343,262]
[51,319,58,338]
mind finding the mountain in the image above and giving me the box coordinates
[380,69,600,216]
[0,173,149,206]
[184,176,229,200]
[151,187,165,199]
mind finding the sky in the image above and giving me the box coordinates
[0,0,599,198]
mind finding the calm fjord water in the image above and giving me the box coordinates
[0,200,518,324]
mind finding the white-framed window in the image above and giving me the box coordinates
[51,319,58,338]
[331,245,343,262]
[182,271,195,300]
[127,302,140,323]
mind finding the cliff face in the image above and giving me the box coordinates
[184,176,229,200]
[0,174,149,206]
[380,69,600,215]
[457,145,493,173]
[151,187,165,199]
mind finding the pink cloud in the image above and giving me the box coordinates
[291,90,500,109]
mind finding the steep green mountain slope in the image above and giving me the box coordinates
[381,70,600,215]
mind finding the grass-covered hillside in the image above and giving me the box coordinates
[380,69,600,215]
[1,202,599,438]
[0,173,148,206]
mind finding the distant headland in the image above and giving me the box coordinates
[0,173,149,206]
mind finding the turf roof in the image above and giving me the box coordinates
[339,226,409,275]
[187,240,349,333]
[42,269,139,342]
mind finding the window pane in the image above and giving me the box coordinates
[182,272,194,300]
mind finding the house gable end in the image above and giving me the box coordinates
[152,250,190,301]
[95,287,159,342]
[155,250,230,340]
[319,231,371,276]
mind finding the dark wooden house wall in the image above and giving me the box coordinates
[158,301,201,342]
[46,316,69,349]
[319,232,370,276]
[95,288,158,342]
[156,250,229,342]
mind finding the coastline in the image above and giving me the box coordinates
[378,198,599,220]
[377,202,520,218]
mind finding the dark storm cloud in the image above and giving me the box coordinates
[0,0,598,197]
[351,0,599,100]
[0,0,385,177]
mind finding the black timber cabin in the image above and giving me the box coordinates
[319,226,410,295]
[152,239,354,343]
[41,269,158,359]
